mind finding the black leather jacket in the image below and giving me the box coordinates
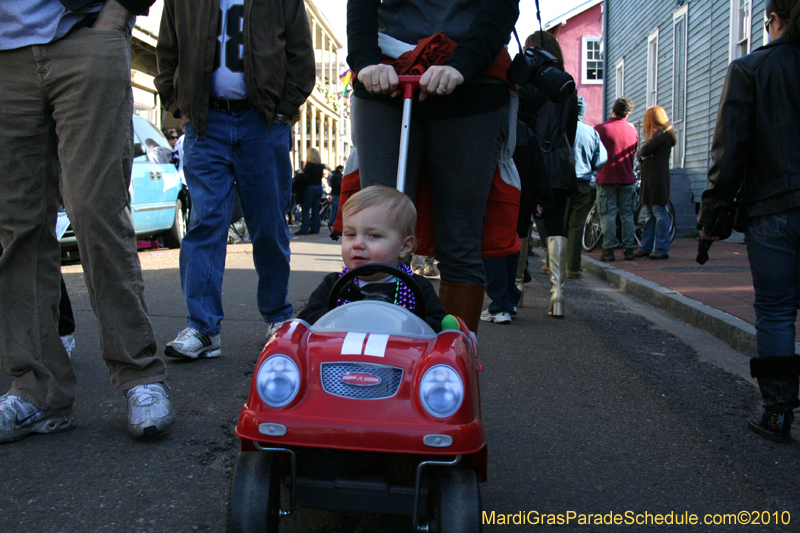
[699,36,800,229]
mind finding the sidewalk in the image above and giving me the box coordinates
[569,237,800,357]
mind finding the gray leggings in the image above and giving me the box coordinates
[351,95,505,284]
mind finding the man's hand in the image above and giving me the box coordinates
[179,112,190,125]
[419,65,464,101]
[357,65,400,98]
[699,227,720,241]
[92,0,132,32]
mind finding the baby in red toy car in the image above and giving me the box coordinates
[297,185,447,331]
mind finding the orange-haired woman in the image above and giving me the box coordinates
[634,105,675,259]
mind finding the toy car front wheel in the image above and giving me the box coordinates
[227,452,280,533]
[427,466,481,533]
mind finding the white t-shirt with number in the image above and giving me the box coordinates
[211,0,247,99]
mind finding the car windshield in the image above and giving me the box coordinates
[311,301,436,338]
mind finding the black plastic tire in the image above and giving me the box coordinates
[581,206,603,252]
[162,198,187,249]
[227,452,280,533]
[427,467,481,533]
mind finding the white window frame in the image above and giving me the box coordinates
[729,0,752,61]
[672,4,689,168]
[646,29,659,108]
[581,36,604,85]
[615,58,625,100]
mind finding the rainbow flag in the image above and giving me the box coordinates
[339,69,352,97]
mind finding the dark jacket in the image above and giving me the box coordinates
[155,0,315,136]
[700,36,800,227]
[517,84,578,192]
[301,162,324,188]
[637,127,676,206]
[329,171,343,196]
[61,0,154,16]
[297,271,448,333]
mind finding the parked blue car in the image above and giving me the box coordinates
[60,115,189,252]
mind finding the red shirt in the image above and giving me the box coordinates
[594,117,638,186]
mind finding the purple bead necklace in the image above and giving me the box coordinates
[337,263,417,311]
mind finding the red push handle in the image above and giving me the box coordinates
[397,75,421,100]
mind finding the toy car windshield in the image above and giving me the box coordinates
[310,300,436,339]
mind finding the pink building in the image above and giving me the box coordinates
[544,0,604,127]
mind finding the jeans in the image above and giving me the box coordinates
[564,185,595,271]
[596,183,636,250]
[300,184,322,234]
[182,109,293,335]
[483,254,521,313]
[352,95,504,284]
[0,28,165,409]
[330,194,340,228]
[638,204,670,255]
[745,208,800,359]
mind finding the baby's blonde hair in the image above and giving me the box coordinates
[342,185,417,245]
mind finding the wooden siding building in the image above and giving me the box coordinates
[603,0,769,231]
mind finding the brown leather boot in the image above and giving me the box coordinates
[438,280,486,333]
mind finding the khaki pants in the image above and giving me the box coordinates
[0,27,165,410]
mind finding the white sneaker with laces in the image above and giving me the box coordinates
[126,383,175,437]
[0,393,76,444]
[165,327,221,359]
[265,321,285,340]
[479,309,512,324]
[61,333,76,358]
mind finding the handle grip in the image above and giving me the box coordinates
[397,75,421,100]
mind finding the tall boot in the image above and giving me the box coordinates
[748,356,800,443]
[547,236,567,318]
[438,280,485,334]
[514,236,529,308]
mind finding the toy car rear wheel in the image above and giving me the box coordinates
[227,452,280,533]
[427,466,481,533]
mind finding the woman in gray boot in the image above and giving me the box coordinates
[698,0,800,442]
[516,31,578,317]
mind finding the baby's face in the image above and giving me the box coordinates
[341,206,413,282]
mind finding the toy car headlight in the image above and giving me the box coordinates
[419,365,463,418]
[256,355,300,407]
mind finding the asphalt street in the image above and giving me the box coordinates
[1,235,799,532]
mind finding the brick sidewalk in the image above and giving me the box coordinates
[581,238,780,328]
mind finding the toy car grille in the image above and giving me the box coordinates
[320,362,403,400]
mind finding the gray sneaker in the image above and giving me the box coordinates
[265,321,285,340]
[0,393,76,444]
[165,327,221,359]
[126,383,175,437]
[61,333,76,358]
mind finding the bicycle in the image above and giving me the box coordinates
[290,194,333,231]
[581,179,676,252]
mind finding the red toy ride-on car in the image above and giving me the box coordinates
[228,263,487,532]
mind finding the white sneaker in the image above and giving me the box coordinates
[479,309,512,324]
[0,393,76,444]
[265,321,285,340]
[126,382,175,437]
[165,327,221,359]
[60,334,76,358]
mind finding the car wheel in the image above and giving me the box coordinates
[227,452,280,533]
[427,467,481,533]
[162,198,187,249]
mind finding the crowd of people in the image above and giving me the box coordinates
[0,0,798,450]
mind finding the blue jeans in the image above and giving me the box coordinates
[638,204,670,254]
[182,109,293,335]
[330,194,340,228]
[745,208,800,359]
[300,184,322,233]
[596,183,636,250]
[483,253,521,313]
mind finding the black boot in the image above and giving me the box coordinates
[749,356,800,444]
[748,410,794,444]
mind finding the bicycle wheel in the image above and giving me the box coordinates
[290,204,302,225]
[582,205,603,252]
[633,203,643,248]
[667,201,677,243]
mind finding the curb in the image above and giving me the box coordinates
[580,255,766,357]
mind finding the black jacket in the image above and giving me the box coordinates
[61,0,153,16]
[699,36,800,228]
[297,272,448,333]
[638,128,676,206]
